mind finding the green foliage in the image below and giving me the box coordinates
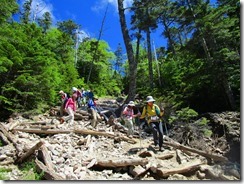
[20,160,44,180]
[196,117,210,126]
[203,129,212,137]
[169,107,198,124]
[0,167,12,180]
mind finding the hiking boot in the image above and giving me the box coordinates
[159,147,164,152]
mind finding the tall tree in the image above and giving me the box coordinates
[57,20,79,41]
[21,0,32,24]
[131,0,158,89]
[37,12,52,33]
[114,43,124,76]
[117,0,137,103]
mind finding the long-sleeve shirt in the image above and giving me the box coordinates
[65,98,76,111]
[140,104,163,122]
[122,107,135,120]
[75,90,82,98]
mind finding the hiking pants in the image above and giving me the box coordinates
[63,107,74,125]
[150,121,164,148]
[124,118,134,136]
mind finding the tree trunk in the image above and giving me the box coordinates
[118,0,137,103]
[146,26,154,89]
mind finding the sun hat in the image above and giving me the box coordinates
[146,96,155,102]
[128,101,135,106]
[93,96,98,100]
[72,87,77,92]
[59,90,64,94]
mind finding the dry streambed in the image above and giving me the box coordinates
[0,102,240,180]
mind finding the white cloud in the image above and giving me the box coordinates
[92,0,133,13]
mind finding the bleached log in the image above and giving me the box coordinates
[129,165,146,177]
[35,159,65,180]
[150,161,203,178]
[16,141,44,164]
[156,153,174,160]
[13,127,137,144]
[0,123,21,153]
[38,145,55,172]
[74,129,137,144]
[13,128,71,134]
[133,163,152,180]
[164,138,228,162]
[51,107,90,120]
[94,158,148,168]
[7,121,21,131]
[0,132,10,145]
[74,113,90,120]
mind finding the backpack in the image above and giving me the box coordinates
[63,93,70,107]
[144,104,161,117]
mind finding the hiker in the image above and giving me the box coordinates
[72,87,82,108]
[87,88,94,100]
[60,94,77,126]
[87,96,98,110]
[140,96,164,151]
[122,101,141,137]
[87,96,101,128]
[81,88,87,106]
[59,90,69,116]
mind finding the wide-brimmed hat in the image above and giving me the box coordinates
[146,96,155,102]
[93,96,98,100]
[72,87,77,92]
[128,101,135,106]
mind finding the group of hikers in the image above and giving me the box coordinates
[58,87,97,126]
[122,96,165,151]
[57,88,166,151]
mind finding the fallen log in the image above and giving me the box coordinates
[156,153,174,160]
[35,159,65,180]
[16,141,44,164]
[13,128,71,134]
[164,139,228,162]
[0,123,21,153]
[133,163,152,180]
[129,165,146,177]
[74,129,137,144]
[38,145,55,172]
[7,121,21,131]
[150,161,203,178]
[94,158,148,168]
[13,127,137,144]
[0,132,10,145]
[51,107,90,120]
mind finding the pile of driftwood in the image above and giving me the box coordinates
[0,102,240,180]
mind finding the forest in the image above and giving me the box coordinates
[0,0,240,120]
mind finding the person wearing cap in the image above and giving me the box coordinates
[60,94,77,126]
[72,87,82,108]
[122,101,141,137]
[59,90,69,116]
[140,96,164,151]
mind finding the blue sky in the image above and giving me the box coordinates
[19,0,167,53]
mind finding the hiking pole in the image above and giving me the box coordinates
[138,125,142,148]
[164,122,168,136]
